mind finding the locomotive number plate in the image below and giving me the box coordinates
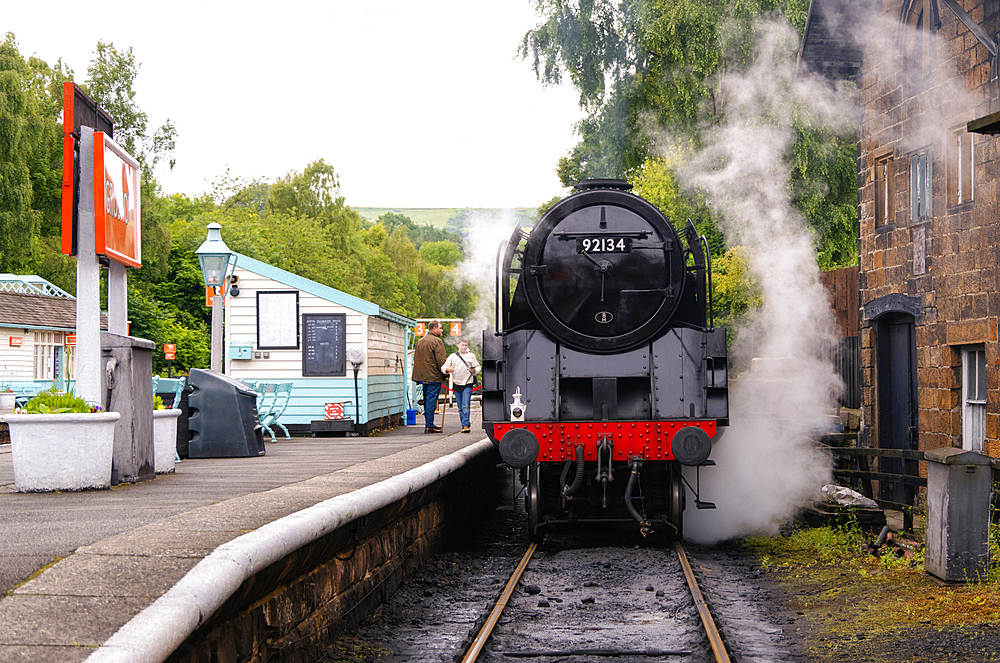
[577,237,632,253]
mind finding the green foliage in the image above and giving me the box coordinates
[745,521,867,568]
[153,395,164,410]
[630,156,724,255]
[523,0,858,268]
[419,240,463,267]
[23,387,98,414]
[712,246,762,322]
[0,33,41,272]
[84,41,176,174]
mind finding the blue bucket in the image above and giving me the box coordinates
[406,408,418,426]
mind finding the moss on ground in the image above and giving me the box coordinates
[745,520,1000,662]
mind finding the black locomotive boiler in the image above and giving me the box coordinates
[480,179,729,541]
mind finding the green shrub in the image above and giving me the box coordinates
[153,395,165,410]
[23,388,101,414]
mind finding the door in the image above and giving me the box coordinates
[876,314,918,504]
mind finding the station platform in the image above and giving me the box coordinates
[0,407,485,662]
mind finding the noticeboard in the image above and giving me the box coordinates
[257,291,299,349]
[302,313,346,377]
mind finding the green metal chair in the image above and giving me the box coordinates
[152,376,187,463]
[259,382,293,441]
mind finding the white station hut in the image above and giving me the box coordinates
[221,252,416,436]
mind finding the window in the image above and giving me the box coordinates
[947,127,974,207]
[901,0,940,81]
[875,153,893,227]
[910,149,932,223]
[962,345,986,452]
[33,331,56,380]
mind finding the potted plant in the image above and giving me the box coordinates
[152,394,181,474]
[0,386,14,411]
[5,388,119,492]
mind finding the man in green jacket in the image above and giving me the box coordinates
[412,320,448,433]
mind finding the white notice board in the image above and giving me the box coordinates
[256,291,299,349]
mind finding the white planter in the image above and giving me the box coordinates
[6,412,120,492]
[0,392,15,410]
[153,408,181,474]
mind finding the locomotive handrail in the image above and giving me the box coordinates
[700,233,714,330]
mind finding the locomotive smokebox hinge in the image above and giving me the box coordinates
[528,264,547,276]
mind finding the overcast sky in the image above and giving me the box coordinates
[5,1,585,209]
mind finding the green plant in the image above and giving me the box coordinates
[153,395,165,410]
[22,388,101,414]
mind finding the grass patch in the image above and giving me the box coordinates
[744,513,1000,661]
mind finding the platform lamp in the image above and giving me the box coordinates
[196,223,233,373]
[347,348,365,435]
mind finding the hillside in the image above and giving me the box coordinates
[354,208,537,229]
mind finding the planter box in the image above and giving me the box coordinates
[153,408,181,474]
[6,412,120,492]
[0,392,15,411]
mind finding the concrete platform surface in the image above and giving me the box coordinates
[0,407,485,662]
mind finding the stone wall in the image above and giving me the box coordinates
[856,0,1000,455]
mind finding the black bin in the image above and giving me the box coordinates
[187,368,265,458]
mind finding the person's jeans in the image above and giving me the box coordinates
[422,382,441,427]
[455,385,473,428]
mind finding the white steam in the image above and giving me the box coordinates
[453,210,524,351]
[677,18,851,543]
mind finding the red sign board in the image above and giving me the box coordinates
[325,403,344,420]
[63,335,76,346]
[205,285,224,307]
[9,336,23,347]
[94,132,142,268]
[164,343,176,361]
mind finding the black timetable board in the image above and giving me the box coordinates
[302,313,347,376]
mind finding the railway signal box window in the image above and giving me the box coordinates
[963,345,986,453]
[875,152,893,228]
[947,128,974,208]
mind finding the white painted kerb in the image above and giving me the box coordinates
[85,439,494,663]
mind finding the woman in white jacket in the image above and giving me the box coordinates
[442,338,481,432]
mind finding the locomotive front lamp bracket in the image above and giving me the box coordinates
[510,387,526,421]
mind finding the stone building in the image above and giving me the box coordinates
[800,0,1000,488]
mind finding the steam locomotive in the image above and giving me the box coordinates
[480,179,729,541]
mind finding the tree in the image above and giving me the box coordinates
[85,41,177,282]
[420,240,463,267]
[85,41,176,174]
[523,0,856,269]
[0,33,40,272]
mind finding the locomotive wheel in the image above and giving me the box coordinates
[669,463,685,540]
[526,464,545,543]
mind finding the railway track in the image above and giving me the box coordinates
[460,540,732,663]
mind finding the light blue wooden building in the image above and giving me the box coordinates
[222,253,415,435]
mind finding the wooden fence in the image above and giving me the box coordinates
[821,434,925,533]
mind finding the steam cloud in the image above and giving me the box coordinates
[454,210,524,350]
[678,18,852,543]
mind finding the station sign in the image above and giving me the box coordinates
[64,335,76,346]
[9,336,23,347]
[94,132,141,268]
[450,322,462,336]
[414,322,426,337]
[164,343,176,361]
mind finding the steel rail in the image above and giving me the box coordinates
[461,542,538,663]
[676,541,732,663]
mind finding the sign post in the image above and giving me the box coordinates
[164,343,176,377]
